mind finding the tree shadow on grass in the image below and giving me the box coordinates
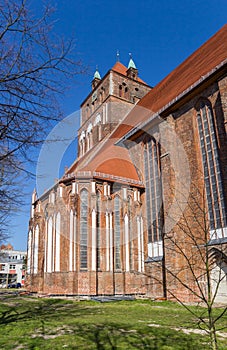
[0,298,208,349]
[69,323,204,350]
[0,297,93,326]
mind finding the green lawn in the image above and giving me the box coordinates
[0,293,226,349]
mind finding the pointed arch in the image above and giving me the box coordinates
[80,189,88,269]
[196,99,227,238]
[69,209,76,271]
[47,217,53,272]
[97,191,101,269]
[55,212,61,272]
[124,213,129,272]
[114,195,121,270]
[144,137,163,257]
[33,225,39,274]
[27,230,32,274]
[128,195,133,270]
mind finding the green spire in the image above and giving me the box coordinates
[128,54,137,69]
[93,66,101,80]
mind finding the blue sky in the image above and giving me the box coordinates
[9,0,227,250]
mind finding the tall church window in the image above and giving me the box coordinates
[128,196,133,270]
[196,100,227,239]
[55,213,60,272]
[144,138,163,257]
[47,217,53,272]
[124,86,129,99]
[69,210,73,271]
[87,123,93,151]
[96,191,101,269]
[27,230,32,274]
[80,189,88,269]
[137,216,144,272]
[124,213,129,271]
[119,85,122,97]
[33,225,39,274]
[114,195,121,269]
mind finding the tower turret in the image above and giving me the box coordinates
[127,55,138,80]
[92,68,101,89]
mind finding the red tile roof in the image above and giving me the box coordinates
[65,25,227,186]
[139,24,227,113]
[112,61,147,85]
[65,136,142,185]
[110,24,227,141]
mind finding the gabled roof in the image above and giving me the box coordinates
[65,25,227,187]
[112,24,227,141]
[139,24,227,113]
[111,61,147,85]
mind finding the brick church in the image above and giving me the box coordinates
[27,25,227,302]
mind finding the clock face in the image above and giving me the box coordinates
[92,91,97,102]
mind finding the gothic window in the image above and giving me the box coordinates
[33,225,39,274]
[196,100,227,238]
[137,216,144,272]
[128,196,133,270]
[47,217,53,272]
[96,191,101,269]
[55,213,60,272]
[87,123,93,151]
[27,230,32,274]
[80,189,88,269]
[119,85,122,97]
[69,209,77,271]
[124,86,129,99]
[124,213,130,271]
[114,195,121,269]
[144,138,163,257]
[79,131,86,156]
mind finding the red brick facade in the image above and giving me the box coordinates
[27,26,227,302]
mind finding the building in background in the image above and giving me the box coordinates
[0,245,26,287]
[27,25,227,302]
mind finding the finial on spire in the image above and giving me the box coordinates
[128,53,137,69]
[116,50,120,62]
[93,66,101,80]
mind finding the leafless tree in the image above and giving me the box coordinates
[145,182,227,350]
[0,0,84,241]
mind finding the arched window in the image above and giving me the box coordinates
[114,196,121,269]
[124,213,129,271]
[137,216,144,272]
[80,189,88,269]
[124,86,129,99]
[47,217,53,272]
[69,210,77,271]
[128,196,133,270]
[27,230,32,274]
[33,225,39,274]
[79,131,86,156]
[96,191,101,269]
[119,85,122,97]
[196,100,226,238]
[144,138,163,258]
[87,123,93,151]
[55,213,60,272]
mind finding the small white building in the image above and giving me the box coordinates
[0,249,26,288]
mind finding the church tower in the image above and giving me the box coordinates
[78,59,151,157]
